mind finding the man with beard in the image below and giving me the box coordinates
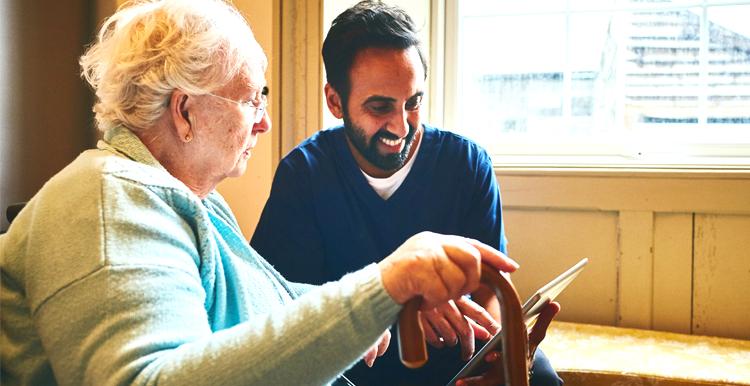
[251,1,562,385]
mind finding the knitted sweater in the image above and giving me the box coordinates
[0,126,400,386]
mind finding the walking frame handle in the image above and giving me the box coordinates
[397,263,530,386]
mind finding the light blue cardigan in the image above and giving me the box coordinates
[0,126,401,386]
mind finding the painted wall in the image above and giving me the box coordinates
[217,0,276,239]
[0,0,96,232]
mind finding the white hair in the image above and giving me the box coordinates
[80,0,265,132]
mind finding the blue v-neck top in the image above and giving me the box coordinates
[252,124,507,284]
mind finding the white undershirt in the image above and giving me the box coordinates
[361,136,422,200]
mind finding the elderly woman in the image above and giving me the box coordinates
[0,1,522,385]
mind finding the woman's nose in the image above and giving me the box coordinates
[253,110,271,134]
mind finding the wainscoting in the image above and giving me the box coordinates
[497,169,750,340]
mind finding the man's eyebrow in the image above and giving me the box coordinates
[363,95,396,104]
[363,91,424,104]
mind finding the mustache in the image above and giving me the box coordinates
[372,124,418,143]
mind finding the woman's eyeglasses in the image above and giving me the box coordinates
[205,86,268,124]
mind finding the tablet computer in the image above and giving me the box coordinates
[445,258,588,385]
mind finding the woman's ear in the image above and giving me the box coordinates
[324,83,344,119]
[170,90,193,142]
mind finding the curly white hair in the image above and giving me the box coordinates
[80,0,265,132]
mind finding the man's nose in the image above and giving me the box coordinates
[388,109,409,138]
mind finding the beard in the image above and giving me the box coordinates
[342,112,419,172]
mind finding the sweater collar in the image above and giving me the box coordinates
[98,126,166,170]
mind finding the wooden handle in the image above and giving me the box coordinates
[397,262,530,386]
[397,297,427,369]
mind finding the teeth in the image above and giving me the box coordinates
[380,137,403,146]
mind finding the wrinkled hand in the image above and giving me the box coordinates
[362,329,391,367]
[455,301,561,386]
[420,297,501,360]
[379,232,519,309]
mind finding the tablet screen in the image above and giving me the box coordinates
[522,258,588,328]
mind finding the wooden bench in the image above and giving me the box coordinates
[542,321,750,386]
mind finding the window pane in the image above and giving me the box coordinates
[706,5,750,136]
[569,13,615,136]
[458,13,566,145]
[625,8,701,137]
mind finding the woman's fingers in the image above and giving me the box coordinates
[379,232,520,308]
[363,329,392,367]
[462,237,519,273]
[376,329,391,357]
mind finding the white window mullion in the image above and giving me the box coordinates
[442,0,459,132]
[429,0,446,128]
[563,1,573,129]
[698,2,710,126]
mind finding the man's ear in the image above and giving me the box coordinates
[324,83,344,119]
[169,90,193,142]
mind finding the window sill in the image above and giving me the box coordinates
[494,163,750,214]
[492,155,750,180]
[494,165,750,180]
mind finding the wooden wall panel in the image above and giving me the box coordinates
[499,172,750,339]
[652,213,693,334]
[504,209,619,326]
[693,214,750,340]
[500,174,750,214]
[617,211,654,329]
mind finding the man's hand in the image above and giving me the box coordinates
[379,232,519,309]
[362,329,391,367]
[455,301,561,386]
[420,297,501,360]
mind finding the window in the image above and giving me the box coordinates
[446,0,750,168]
